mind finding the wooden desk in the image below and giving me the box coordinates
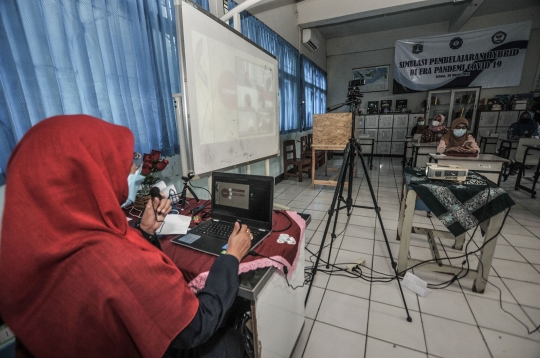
[515,145,540,198]
[411,142,437,168]
[311,144,357,189]
[397,171,511,293]
[429,153,510,185]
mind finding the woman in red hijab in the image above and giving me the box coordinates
[0,115,250,357]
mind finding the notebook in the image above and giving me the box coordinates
[171,172,274,256]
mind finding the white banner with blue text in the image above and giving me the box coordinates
[393,22,532,94]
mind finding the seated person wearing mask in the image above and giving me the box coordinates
[507,111,539,140]
[420,114,448,143]
[410,117,427,136]
[0,115,252,358]
[437,117,480,155]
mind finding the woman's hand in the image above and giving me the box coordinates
[140,193,172,234]
[226,222,252,262]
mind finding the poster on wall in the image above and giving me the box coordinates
[353,65,389,92]
[393,21,532,94]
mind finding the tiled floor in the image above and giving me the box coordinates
[276,156,540,358]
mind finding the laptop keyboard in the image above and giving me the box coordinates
[190,221,266,240]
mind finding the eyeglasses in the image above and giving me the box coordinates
[133,152,143,168]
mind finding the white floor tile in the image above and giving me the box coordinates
[462,276,517,304]
[491,258,540,284]
[340,235,374,255]
[305,286,325,320]
[316,290,369,334]
[370,280,420,311]
[302,321,366,358]
[466,294,540,341]
[419,289,476,325]
[290,318,314,358]
[502,233,540,249]
[493,244,528,262]
[422,314,491,358]
[515,247,540,265]
[326,274,371,300]
[480,327,540,358]
[368,301,426,352]
[501,279,540,309]
[365,337,427,358]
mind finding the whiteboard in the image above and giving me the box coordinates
[175,1,280,176]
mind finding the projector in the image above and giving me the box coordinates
[426,163,468,182]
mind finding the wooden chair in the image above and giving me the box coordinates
[283,139,311,182]
[306,134,325,167]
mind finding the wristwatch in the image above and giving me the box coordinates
[135,220,162,250]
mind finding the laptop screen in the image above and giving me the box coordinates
[211,172,274,230]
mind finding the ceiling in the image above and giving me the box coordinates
[315,0,539,39]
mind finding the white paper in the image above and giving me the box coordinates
[165,184,177,198]
[402,272,431,297]
[153,181,167,191]
[157,214,192,235]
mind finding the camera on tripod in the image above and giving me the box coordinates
[347,79,365,103]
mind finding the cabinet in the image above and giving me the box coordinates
[357,113,424,156]
[476,110,526,153]
[426,87,481,133]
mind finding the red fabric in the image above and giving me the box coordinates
[0,115,199,358]
[161,205,302,285]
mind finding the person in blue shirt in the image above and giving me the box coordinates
[507,111,539,140]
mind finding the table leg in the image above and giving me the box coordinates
[397,187,416,275]
[311,147,316,189]
[472,210,506,293]
[453,233,466,250]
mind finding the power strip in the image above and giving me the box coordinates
[346,258,367,273]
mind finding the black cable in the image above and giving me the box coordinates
[272,210,293,232]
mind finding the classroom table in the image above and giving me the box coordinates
[515,145,540,198]
[311,144,358,189]
[396,168,515,293]
[129,199,308,358]
[429,153,510,185]
[478,135,499,154]
[402,137,417,168]
[411,142,438,168]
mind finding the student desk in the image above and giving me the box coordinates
[478,135,499,154]
[429,153,510,185]
[411,142,438,168]
[150,202,307,358]
[402,137,417,168]
[515,144,540,198]
[397,169,514,293]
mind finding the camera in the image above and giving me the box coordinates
[347,79,365,103]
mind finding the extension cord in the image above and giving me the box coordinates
[346,258,366,273]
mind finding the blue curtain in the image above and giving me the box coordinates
[0,0,205,186]
[300,55,327,131]
[227,0,300,134]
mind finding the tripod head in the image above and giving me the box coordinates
[181,172,195,183]
[326,79,365,113]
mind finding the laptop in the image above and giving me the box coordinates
[171,172,274,256]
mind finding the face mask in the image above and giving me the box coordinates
[121,166,145,207]
[418,121,425,126]
[453,128,466,138]
[432,121,440,127]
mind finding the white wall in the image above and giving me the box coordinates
[326,6,540,114]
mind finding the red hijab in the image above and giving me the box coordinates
[0,115,198,357]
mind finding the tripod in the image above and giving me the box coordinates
[305,103,412,322]
[178,173,200,210]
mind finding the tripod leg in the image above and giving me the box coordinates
[187,184,200,202]
[326,144,354,268]
[353,142,413,322]
[305,143,352,306]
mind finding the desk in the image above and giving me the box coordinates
[498,139,518,180]
[397,168,515,293]
[357,136,374,169]
[311,144,357,189]
[478,135,499,154]
[411,142,438,168]
[429,153,510,185]
[157,204,306,358]
[515,145,540,198]
[402,137,417,168]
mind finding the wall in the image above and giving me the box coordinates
[326,5,540,115]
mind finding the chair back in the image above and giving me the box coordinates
[516,138,540,165]
[307,134,313,151]
[300,136,308,154]
[283,139,298,162]
[496,135,518,161]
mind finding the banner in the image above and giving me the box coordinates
[393,22,532,94]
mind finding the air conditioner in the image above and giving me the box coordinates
[302,29,320,52]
